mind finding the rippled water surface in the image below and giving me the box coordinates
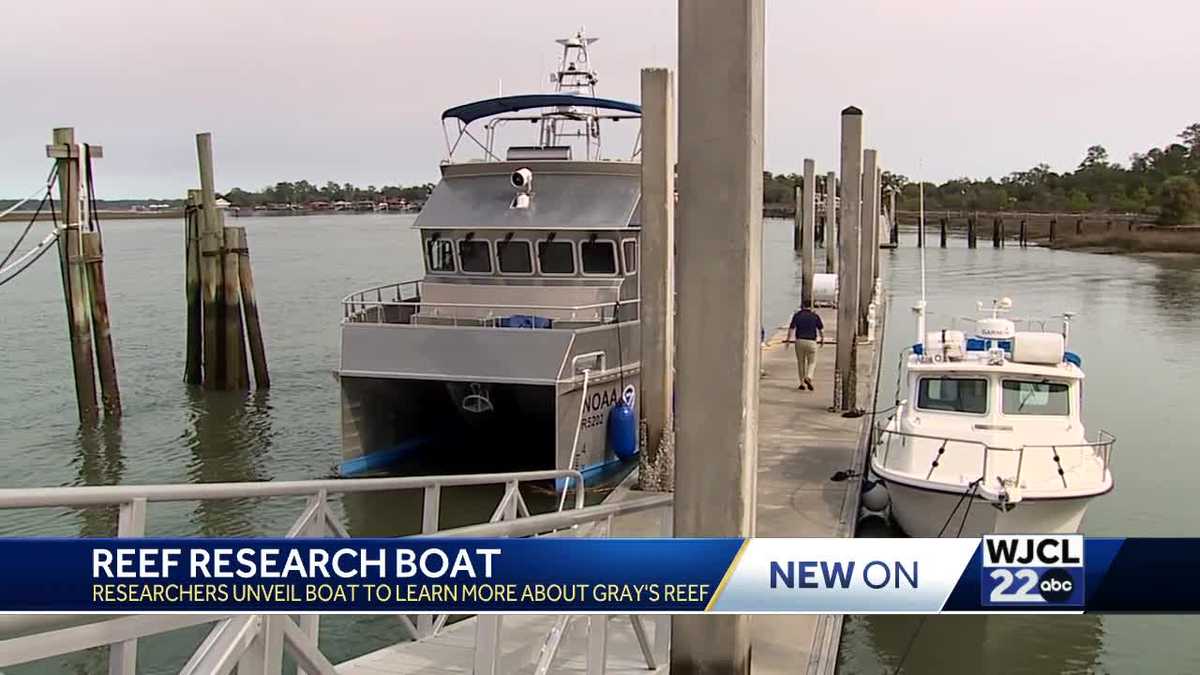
[1,216,1197,672]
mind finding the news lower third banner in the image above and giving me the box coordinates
[2,536,1199,614]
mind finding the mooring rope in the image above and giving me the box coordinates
[557,368,592,512]
[891,477,982,674]
[0,166,58,269]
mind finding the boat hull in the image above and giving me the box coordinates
[881,478,1094,537]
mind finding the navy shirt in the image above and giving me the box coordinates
[789,309,824,340]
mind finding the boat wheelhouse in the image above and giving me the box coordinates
[337,32,644,486]
[871,299,1115,536]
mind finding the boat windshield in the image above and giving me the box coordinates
[1002,379,1070,416]
[917,377,988,414]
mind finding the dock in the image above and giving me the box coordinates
[752,309,883,674]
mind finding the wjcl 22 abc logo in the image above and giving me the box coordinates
[980,535,1085,607]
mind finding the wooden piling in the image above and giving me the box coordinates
[992,217,1000,248]
[196,134,224,389]
[1019,219,1027,247]
[940,217,947,247]
[967,217,977,248]
[1076,217,1083,236]
[82,232,121,416]
[221,222,248,389]
[229,227,269,389]
[184,190,203,385]
[48,128,99,422]
[1050,217,1057,242]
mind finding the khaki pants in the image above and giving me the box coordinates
[794,339,818,384]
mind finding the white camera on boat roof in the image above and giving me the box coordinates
[511,167,533,191]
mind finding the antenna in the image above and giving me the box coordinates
[913,169,928,345]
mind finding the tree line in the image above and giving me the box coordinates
[764,122,1200,225]
[222,180,435,207]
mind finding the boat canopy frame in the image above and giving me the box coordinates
[440,94,642,163]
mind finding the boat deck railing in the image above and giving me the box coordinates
[874,426,1116,490]
[0,469,676,675]
[342,281,639,328]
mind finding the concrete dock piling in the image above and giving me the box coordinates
[824,171,837,274]
[638,67,676,465]
[859,149,878,334]
[674,0,763,671]
[835,107,863,411]
[800,159,816,308]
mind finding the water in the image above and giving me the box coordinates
[2,215,1196,672]
[839,230,1200,674]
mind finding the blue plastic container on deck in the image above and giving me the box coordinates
[608,401,638,460]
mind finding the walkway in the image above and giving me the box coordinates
[751,308,883,674]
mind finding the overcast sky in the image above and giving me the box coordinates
[3,1,1198,197]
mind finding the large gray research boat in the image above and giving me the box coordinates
[337,32,644,487]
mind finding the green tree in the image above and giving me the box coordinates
[1157,176,1200,225]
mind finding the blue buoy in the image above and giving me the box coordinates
[608,400,638,460]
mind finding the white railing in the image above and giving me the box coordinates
[341,281,640,327]
[874,426,1115,489]
[0,469,596,675]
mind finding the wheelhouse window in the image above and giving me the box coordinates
[496,240,533,274]
[581,240,618,275]
[917,377,988,414]
[426,238,455,272]
[1002,380,1070,416]
[622,239,638,275]
[537,240,575,275]
[457,240,492,274]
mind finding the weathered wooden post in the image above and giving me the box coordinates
[196,133,225,388]
[1050,217,1057,242]
[1019,219,1027,247]
[1076,217,1083,236]
[230,227,270,389]
[639,66,675,469]
[82,232,121,416]
[835,106,863,411]
[824,171,837,274]
[48,128,99,422]
[674,0,762,670]
[992,217,1001,248]
[939,217,948,247]
[221,220,248,389]
[888,188,898,247]
[184,190,203,385]
[967,216,977,248]
[800,159,816,308]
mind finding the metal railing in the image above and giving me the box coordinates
[0,469,598,675]
[341,280,640,328]
[874,426,1115,490]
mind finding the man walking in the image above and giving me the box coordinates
[785,302,824,391]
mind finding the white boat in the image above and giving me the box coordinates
[870,298,1115,536]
